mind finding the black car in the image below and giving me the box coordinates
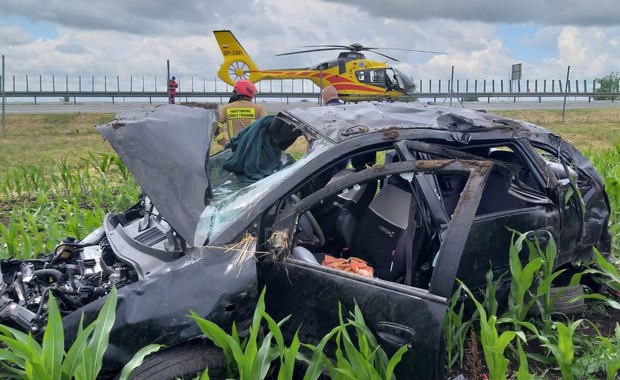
[0,103,611,379]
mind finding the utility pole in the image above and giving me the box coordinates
[2,55,5,138]
[167,59,171,104]
[562,65,570,122]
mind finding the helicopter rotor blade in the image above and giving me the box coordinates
[275,47,345,56]
[368,51,400,62]
[276,43,449,59]
[363,47,449,55]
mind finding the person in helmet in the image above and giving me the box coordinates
[215,79,267,147]
[168,76,178,104]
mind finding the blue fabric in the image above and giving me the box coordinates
[222,115,281,180]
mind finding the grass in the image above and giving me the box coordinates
[494,108,620,152]
[0,113,116,170]
[2,108,619,172]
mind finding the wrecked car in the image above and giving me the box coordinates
[0,102,611,379]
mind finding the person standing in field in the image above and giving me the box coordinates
[215,79,267,147]
[168,76,178,104]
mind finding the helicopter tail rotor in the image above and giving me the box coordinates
[214,30,263,86]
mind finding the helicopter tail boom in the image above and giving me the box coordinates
[214,30,263,86]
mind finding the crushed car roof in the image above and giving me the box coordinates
[278,102,557,143]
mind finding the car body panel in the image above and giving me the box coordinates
[62,246,258,371]
[97,104,217,245]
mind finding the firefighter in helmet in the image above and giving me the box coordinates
[215,79,267,147]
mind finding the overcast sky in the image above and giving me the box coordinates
[1,0,619,90]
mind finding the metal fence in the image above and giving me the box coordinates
[1,73,619,104]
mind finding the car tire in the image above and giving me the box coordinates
[529,284,585,316]
[549,284,585,315]
[126,342,227,380]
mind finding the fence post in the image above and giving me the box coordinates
[26,74,29,91]
[52,75,55,92]
[92,76,95,92]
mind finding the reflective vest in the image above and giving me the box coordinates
[216,100,267,145]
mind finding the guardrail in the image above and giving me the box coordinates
[2,90,618,105]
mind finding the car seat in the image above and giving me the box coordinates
[346,179,415,282]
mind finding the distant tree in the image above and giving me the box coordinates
[594,72,619,100]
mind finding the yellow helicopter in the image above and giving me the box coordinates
[214,29,445,102]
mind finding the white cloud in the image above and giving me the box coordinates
[1,0,619,86]
[0,25,31,46]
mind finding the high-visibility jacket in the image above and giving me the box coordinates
[168,79,178,95]
[216,99,267,147]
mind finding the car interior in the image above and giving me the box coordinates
[267,140,543,289]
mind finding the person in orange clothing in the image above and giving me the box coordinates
[215,80,267,147]
[168,76,178,104]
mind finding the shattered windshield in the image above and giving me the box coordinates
[193,139,332,246]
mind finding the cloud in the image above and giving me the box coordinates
[1,0,619,86]
[0,25,32,46]
[322,0,620,26]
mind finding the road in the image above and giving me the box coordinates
[2,99,619,115]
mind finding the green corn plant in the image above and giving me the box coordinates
[581,248,620,309]
[603,324,620,380]
[505,231,544,323]
[444,284,476,371]
[325,303,408,380]
[0,287,162,380]
[190,287,290,380]
[0,213,21,258]
[538,319,582,380]
[515,339,535,380]
[11,166,24,199]
[460,280,525,380]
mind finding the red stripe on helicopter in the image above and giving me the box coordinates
[335,84,384,93]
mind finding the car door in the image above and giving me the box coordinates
[453,142,562,290]
[257,159,491,380]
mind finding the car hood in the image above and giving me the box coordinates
[96,104,218,244]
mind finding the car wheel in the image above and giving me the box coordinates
[529,284,585,316]
[549,284,585,315]
[126,342,227,380]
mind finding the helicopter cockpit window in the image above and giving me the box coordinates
[386,68,402,90]
[356,71,365,82]
[370,70,385,86]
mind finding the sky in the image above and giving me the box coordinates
[1,0,619,91]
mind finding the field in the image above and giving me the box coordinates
[1,107,620,378]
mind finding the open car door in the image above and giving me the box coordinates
[258,158,492,379]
